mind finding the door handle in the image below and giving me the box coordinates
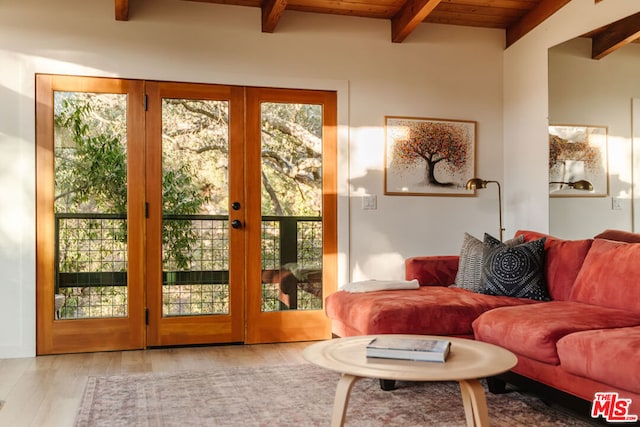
[231,219,242,229]
[231,202,241,211]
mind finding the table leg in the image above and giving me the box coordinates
[331,373,362,427]
[458,379,490,427]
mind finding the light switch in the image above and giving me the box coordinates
[362,195,377,210]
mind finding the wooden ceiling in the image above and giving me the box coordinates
[114,0,640,56]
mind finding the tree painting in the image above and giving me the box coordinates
[385,117,475,195]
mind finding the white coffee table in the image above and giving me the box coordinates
[303,334,517,427]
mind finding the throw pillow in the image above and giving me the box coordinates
[453,232,523,293]
[481,237,550,301]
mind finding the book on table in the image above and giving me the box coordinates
[366,336,451,362]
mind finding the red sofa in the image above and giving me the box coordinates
[325,229,640,416]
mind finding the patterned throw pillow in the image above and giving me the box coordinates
[453,232,523,293]
[481,236,550,301]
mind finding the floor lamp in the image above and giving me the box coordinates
[466,178,504,241]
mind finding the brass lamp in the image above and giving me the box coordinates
[549,180,593,191]
[466,178,504,241]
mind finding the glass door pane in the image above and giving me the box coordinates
[259,102,324,312]
[53,91,129,319]
[161,98,231,317]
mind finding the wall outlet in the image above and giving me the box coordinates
[612,197,623,211]
[362,195,377,210]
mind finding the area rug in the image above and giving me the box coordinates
[75,363,595,426]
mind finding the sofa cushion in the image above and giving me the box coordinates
[594,229,640,243]
[452,232,485,292]
[405,255,459,286]
[570,238,640,314]
[558,327,640,394]
[482,236,549,301]
[515,230,592,301]
[325,286,538,336]
[453,233,523,293]
[472,301,640,364]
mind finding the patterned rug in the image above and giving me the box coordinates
[75,363,595,426]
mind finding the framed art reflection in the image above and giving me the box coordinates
[549,124,608,197]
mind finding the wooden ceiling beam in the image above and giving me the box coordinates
[506,0,570,47]
[391,0,442,43]
[115,0,129,21]
[592,12,640,59]
[262,0,288,33]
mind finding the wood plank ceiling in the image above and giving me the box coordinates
[114,0,640,57]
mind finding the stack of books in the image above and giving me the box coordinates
[366,336,451,362]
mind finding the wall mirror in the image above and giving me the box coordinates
[548,15,640,239]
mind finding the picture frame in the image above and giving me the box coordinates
[384,116,476,196]
[549,124,608,197]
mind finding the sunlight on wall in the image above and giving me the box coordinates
[608,134,633,198]
[351,251,405,284]
[349,126,384,188]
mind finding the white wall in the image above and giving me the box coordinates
[503,0,640,238]
[0,0,505,357]
[548,38,640,239]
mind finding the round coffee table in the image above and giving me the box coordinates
[302,334,517,427]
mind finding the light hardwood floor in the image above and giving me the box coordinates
[0,342,314,427]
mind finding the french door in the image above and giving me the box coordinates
[36,75,146,353]
[35,75,336,354]
[144,82,246,346]
[245,87,337,343]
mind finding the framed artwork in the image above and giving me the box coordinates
[384,116,476,196]
[549,124,608,197]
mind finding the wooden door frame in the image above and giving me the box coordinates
[36,75,338,353]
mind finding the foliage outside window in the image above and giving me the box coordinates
[53,93,325,318]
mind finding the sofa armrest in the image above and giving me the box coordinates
[405,255,459,286]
